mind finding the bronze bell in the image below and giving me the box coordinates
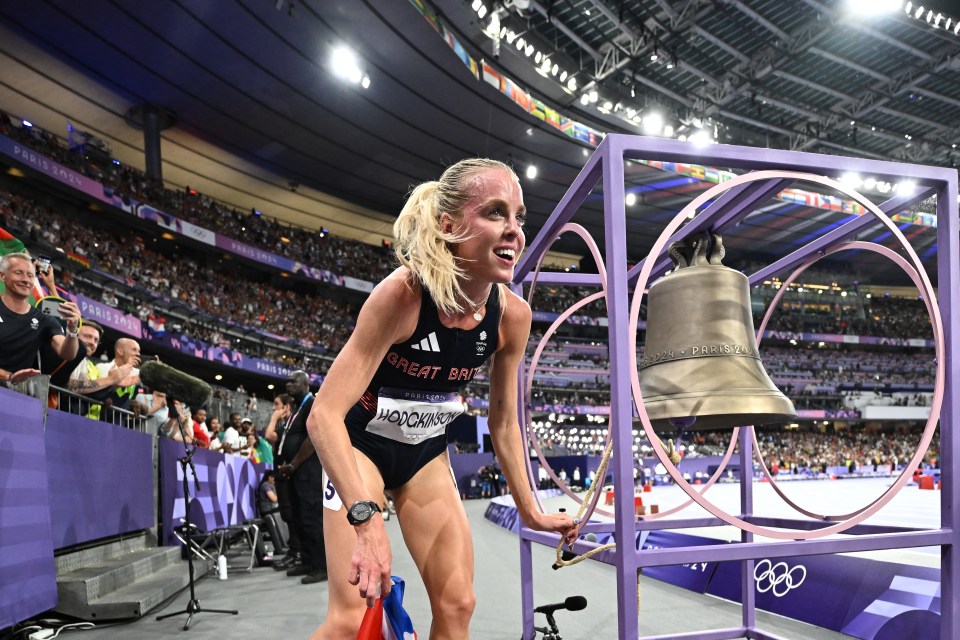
[638,233,796,432]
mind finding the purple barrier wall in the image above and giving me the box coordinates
[484,499,940,640]
[44,411,154,548]
[640,530,724,593]
[72,294,144,339]
[448,450,494,487]
[707,547,940,640]
[0,135,136,212]
[152,333,324,386]
[483,490,565,533]
[0,388,57,628]
[158,439,266,546]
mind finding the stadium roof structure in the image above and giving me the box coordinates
[0,0,958,286]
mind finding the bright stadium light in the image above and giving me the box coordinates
[643,112,663,135]
[331,45,363,84]
[689,128,713,146]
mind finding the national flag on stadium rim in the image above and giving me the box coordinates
[355,576,418,640]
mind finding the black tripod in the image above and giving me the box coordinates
[156,399,238,630]
[530,611,564,640]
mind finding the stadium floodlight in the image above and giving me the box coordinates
[643,112,664,135]
[689,128,712,146]
[486,10,500,38]
[331,45,364,84]
[840,173,863,188]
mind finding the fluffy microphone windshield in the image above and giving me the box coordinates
[139,360,212,409]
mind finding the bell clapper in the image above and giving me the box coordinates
[666,439,682,466]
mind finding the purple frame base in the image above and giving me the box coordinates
[513,135,959,640]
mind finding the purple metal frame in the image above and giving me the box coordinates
[512,134,959,640]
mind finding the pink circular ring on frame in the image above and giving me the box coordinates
[628,170,944,540]
[751,240,939,522]
[522,222,607,516]
[521,222,740,521]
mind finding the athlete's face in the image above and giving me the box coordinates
[445,168,526,286]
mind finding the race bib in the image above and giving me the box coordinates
[322,470,342,511]
[366,387,464,445]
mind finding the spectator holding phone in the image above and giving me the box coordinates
[0,252,81,385]
[33,254,56,297]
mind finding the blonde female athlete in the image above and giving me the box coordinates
[306,159,578,638]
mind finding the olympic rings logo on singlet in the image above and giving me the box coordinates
[366,387,464,445]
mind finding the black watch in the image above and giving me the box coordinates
[346,500,382,526]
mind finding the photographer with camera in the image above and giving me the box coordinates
[0,252,80,385]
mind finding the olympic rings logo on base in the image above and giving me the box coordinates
[754,559,806,597]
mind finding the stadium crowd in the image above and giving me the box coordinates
[0,111,941,476]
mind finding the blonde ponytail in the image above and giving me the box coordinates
[393,158,517,317]
[393,181,465,315]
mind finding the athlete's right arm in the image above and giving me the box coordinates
[306,269,419,604]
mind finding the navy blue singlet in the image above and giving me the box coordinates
[345,284,501,489]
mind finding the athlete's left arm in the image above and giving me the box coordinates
[487,290,577,544]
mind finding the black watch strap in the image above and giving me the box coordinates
[346,500,382,526]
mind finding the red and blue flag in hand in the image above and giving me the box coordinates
[356,576,418,640]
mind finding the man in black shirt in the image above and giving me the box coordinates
[277,370,326,584]
[264,393,302,570]
[0,253,80,384]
